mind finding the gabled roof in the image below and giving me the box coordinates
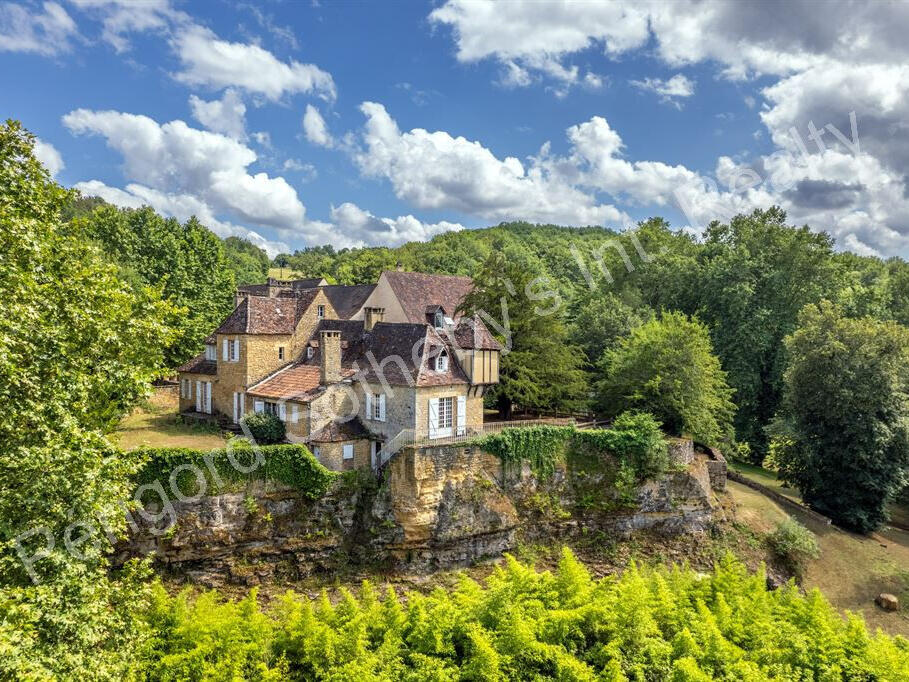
[215,291,319,335]
[451,315,502,351]
[321,284,376,320]
[302,319,470,387]
[176,353,217,375]
[381,270,474,324]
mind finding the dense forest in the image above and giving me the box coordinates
[3,120,909,678]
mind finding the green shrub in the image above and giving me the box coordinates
[132,551,909,679]
[479,413,669,485]
[767,518,820,577]
[134,443,335,500]
[240,412,286,444]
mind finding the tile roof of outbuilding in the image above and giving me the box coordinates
[308,417,377,443]
[176,353,217,375]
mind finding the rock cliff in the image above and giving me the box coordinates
[117,440,723,585]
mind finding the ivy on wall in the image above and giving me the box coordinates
[476,412,669,483]
[133,443,336,500]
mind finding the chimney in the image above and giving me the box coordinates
[364,306,385,331]
[319,330,342,385]
[396,261,404,272]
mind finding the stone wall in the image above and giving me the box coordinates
[119,438,723,584]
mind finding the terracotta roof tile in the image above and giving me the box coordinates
[308,417,376,443]
[176,353,217,375]
[215,291,318,335]
[382,270,474,324]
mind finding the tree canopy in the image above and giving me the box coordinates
[223,235,270,285]
[771,302,909,532]
[596,312,736,445]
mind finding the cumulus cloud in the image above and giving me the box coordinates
[0,1,78,55]
[62,108,307,231]
[330,202,465,247]
[33,138,64,177]
[73,179,291,256]
[429,0,909,255]
[353,101,626,226]
[630,74,694,106]
[302,104,333,147]
[189,88,246,139]
[69,0,183,51]
[172,24,336,102]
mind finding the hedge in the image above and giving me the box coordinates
[475,412,669,482]
[133,443,336,500]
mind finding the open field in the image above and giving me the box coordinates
[111,387,229,451]
[268,267,306,280]
[727,478,909,636]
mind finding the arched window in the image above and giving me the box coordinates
[435,350,448,371]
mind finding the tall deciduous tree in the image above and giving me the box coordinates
[223,235,270,285]
[75,205,236,367]
[687,208,842,458]
[0,120,172,677]
[771,302,909,533]
[459,246,588,418]
[596,311,736,445]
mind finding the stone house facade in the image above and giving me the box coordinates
[176,271,501,471]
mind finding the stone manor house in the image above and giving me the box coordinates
[176,271,502,471]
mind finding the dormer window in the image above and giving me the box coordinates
[307,346,314,359]
[317,305,325,319]
[435,349,449,372]
[204,344,216,361]
[434,311,444,329]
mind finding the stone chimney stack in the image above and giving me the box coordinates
[319,330,342,385]
[364,306,385,331]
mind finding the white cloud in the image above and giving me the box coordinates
[73,179,291,256]
[172,24,336,102]
[33,138,64,177]
[69,0,182,52]
[62,108,307,231]
[630,73,694,106]
[353,101,626,226]
[189,88,246,139]
[329,202,465,247]
[302,104,333,147]
[0,1,77,55]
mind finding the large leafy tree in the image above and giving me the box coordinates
[686,208,842,458]
[223,235,270,285]
[75,204,236,367]
[0,120,171,677]
[596,312,736,445]
[771,302,909,532]
[459,245,588,418]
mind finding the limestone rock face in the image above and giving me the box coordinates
[118,438,723,583]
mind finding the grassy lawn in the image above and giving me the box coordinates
[727,479,909,636]
[112,387,229,451]
[268,266,306,280]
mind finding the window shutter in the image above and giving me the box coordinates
[254,399,264,414]
[222,339,228,360]
[457,395,466,436]
[365,393,372,420]
[291,404,299,423]
[278,403,286,421]
[428,398,439,438]
[379,394,386,422]
[205,382,212,414]
[195,381,202,411]
[238,392,245,418]
[233,392,238,423]
[342,444,354,460]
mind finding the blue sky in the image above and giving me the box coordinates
[2,1,908,258]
